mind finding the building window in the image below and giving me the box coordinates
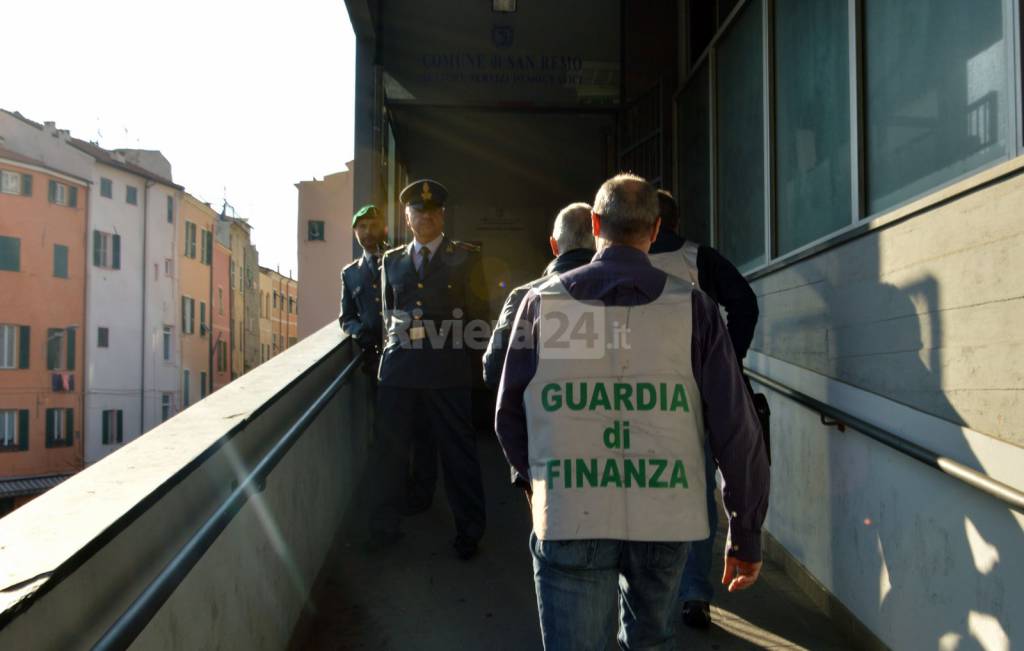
[163,325,173,361]
[183,369,191,407]
[182,297,195,334]
[288,297,295,314]
[217,340,227,372]
[229,261,236,289]
[161,393,172,422]
[0,236,21,272]
[864,0,1011,215]
[218,288,224,314]
[308,220,325,241]
[46,328,75,371]
[1,170,31,196]
[774,0,851,254]
[126,185,138,205]
[100,177,113,198]
[97,327,109,348]
[200,371,208,399]
[48,180,77,207]
[0,410,24,450]
[715,0,765,270]
[166,196,174,223]
[45,407,72,447]
[53,244,69,278]
[101,409,123,444]
[92,230,121,270]
[273,291,278,309]
[185,221,197,258]
[199,302,207,336]
[0,325,29,370]
[165,258,173,276]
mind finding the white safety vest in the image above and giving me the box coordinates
[650,241,701,290]
[523,275,708,542]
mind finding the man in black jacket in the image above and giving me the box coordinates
[483,202,595,390]
[648,190,760,630]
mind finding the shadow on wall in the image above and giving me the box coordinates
[789,238,1022,650]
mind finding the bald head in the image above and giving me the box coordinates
[592,173,659,246]
[551,202,595,254]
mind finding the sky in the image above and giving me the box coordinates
[2,0,356,279]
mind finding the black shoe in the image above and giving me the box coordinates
[682,600,711,629]
[364,530,404,553]
[452,536,479,561]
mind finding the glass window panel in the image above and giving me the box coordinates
[775,0,851,254]
[677,63,712,245]
[716,0,765,269]
[865,0,1009,215]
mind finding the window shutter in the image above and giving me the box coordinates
[48,180,56,203]
[182,297,187,331]
[102,410,110,444]
[116,410,123,443]
[65,409,73,445]
[93,231,102,267]
[17,410,29,450]
[45,408,54,446]
[46,328,60,370]
[112,234,121,269]
[66,328,75,371]
[18,326,29,369]
[189,300,195,334]
[21,174,32,196]
[69,187,78,208]
[200,302,206,334]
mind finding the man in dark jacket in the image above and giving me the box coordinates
[648,190,760,630]
[482,202,595,390]
[340,204,437,515]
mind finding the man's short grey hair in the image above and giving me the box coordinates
[551,202,595,252]
[592,173,658,242]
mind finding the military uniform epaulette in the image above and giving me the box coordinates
[382,244,407,258]
[342,257,361,272]
[449,240,481,253]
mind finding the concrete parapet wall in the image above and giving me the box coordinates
[0,323,372,650]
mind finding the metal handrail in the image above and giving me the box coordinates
[745,368,1024,514]
[92,348,364,651]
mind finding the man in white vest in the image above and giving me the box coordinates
[495,173,769,650]
[648,189,763,630]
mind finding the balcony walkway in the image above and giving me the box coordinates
[298,435,855,651]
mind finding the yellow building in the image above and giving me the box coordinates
[258,266,298,362]
[179,194,216,408]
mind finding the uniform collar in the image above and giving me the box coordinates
[412,233,445,257]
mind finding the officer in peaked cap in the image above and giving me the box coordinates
[340,204,438,515]
[365,179,490,560]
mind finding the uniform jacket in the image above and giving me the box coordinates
[339,252,384,347]
[378,236,489,388]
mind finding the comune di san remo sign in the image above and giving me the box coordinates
[381,0,620,107]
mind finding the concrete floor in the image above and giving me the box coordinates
[298,436,856,650]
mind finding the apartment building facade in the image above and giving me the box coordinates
[0,142,89,515]
[295,165,354,340]
[179,195,216,409]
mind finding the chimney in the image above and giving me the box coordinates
[43,121,57,135]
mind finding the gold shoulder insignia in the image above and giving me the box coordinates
[383,244,406,257]
[454,241,481,253]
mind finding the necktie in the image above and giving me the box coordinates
[419,246,431,280]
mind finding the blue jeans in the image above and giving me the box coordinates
[678,438,718,604]
[531,533,689,651]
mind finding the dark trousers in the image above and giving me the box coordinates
[369,386,486,542]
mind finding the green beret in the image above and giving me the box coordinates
[352,204,379,227]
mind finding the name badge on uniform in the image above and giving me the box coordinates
[409,324,426,341]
